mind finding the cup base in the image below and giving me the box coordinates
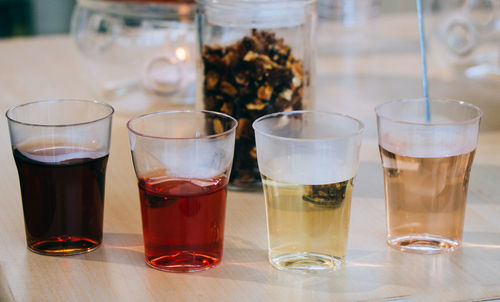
[269,252,342,273]
[387,234,459,254]
[28,237,101,256]
[145,251,221,273]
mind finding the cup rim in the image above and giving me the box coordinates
[252,110,364,142]
[127,109,238,140]
[375,98,482,126]
[5,99,115,128]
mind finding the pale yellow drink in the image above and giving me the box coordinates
[262,174,353,271]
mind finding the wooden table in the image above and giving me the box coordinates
[0,26,499,301]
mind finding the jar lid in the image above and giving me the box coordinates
[197,0,316,28]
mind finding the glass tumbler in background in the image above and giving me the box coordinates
[253,111,363,273]
[127,110,237,272]
[376,98,482,254]
[71,0,197,109]
[6,99,114,256]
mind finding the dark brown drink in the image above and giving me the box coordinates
[13,146,108,256]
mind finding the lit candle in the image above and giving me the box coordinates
[175,47,188,62]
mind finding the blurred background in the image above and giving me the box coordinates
[0,0,76,37]
[0,0,425,38]
[0,0,497,128]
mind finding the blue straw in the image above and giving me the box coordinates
[417,0,430,121]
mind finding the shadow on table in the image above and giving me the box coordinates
[0,264,15,302]
[202,231,500,297]
[444,231,500,290]
[203,244,468,301]
[199,237,401,296]
[463,231,500,248]
[70,232,145,267]
[462,231,500,267]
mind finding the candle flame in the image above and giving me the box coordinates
[175,47,187,61]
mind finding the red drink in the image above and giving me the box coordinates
[138,175,227,272]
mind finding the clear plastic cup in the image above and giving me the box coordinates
[376,98,482,254]
[127,110,237,272]
[253,110,363,273]
[6,99,114,256]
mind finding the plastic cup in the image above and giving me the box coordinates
[376,98,482,254]
[253,110,363,273]
[7,99,114,256]
[127,110,237,272]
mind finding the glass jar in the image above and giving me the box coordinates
[196,0,317,190]
[427,0,500,81]
[71,0,196,113]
